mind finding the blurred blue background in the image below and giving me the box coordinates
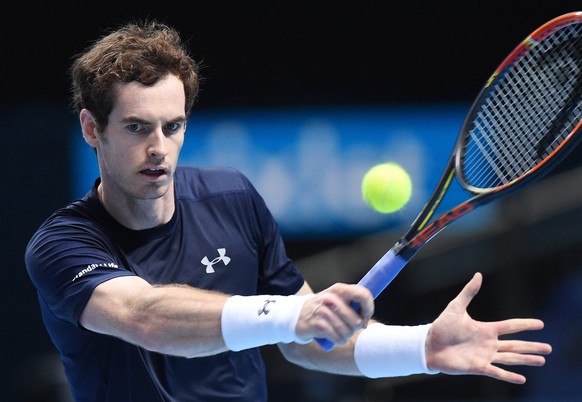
[3,2,581,401]
[73,105,474,238]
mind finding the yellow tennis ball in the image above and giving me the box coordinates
[362,163,412,213]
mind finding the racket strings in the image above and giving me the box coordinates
[462,22,582,190]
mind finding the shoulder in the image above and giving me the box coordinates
[26,194,110,258]
[174,165,256,200]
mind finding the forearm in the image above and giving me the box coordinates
[130,284,230,357]
[280,321,437,378]
[82,277,312,358]
[80,277,230,358]
[278,332,362,375]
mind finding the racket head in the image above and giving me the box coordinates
[455,11,582,194]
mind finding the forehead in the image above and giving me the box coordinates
[111,74,186,119]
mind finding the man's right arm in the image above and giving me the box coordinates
[80,275,375,358]
[80,275,231,357]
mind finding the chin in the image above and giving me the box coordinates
[136,184,171,200]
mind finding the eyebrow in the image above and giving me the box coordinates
[120,115,187,125]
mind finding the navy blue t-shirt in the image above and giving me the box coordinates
[25,166,305,402]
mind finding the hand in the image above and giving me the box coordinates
[425,272,552,384]
[295,283,374,345]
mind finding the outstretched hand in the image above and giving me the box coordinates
[425,272,552,384]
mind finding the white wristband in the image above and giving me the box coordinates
[221,294,312,351]
[354,323,439,378]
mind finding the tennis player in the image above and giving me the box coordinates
[25,20,551,402]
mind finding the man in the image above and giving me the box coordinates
[25,21,551,402]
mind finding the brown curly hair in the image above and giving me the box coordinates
[70,20,200,131]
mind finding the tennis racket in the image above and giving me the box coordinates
[317,11,582,351]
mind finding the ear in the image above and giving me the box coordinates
[80,109,100,148]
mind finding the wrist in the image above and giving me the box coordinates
[354,323,439,378]
[221,294,312,351]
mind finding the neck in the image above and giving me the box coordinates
[97,182,175,230]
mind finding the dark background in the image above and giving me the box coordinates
[2,2,581,401]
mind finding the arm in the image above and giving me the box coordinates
[80,276,230,357]
[80,275,375,359]
[280,273,552,384]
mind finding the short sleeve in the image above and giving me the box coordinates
[25,216,135,326]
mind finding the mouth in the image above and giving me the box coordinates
[140,168,168,178]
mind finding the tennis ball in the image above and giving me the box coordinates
[361,163,412,213]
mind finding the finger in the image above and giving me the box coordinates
[451,272,483,311]
[494,351,547,367]
[330,286,375,340]
[327,283,374,322]
[349,287,375,324]
[497,339,552,356]
[332,298,369,334]
[310,294,365,343]
[306,283,374,343]
[481,365,527,385]
[313,304,353,344]
[494,318,545,336]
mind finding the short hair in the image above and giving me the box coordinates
[70,20,200,130]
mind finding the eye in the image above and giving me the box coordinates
[126,123,145,133]
[164,121,185,135]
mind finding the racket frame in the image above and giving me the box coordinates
[316,11,582,351]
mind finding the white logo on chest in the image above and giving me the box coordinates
[201,248,231,273]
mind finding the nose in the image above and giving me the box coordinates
[148,129,168,160]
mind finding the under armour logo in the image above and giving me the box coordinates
[201,248,231,273]
[258,299,277,316]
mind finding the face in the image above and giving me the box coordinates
[86,74,186,203]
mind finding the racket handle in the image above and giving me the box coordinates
[315,337,335,351]
[357,248,409,298]
[315,248,409,351]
